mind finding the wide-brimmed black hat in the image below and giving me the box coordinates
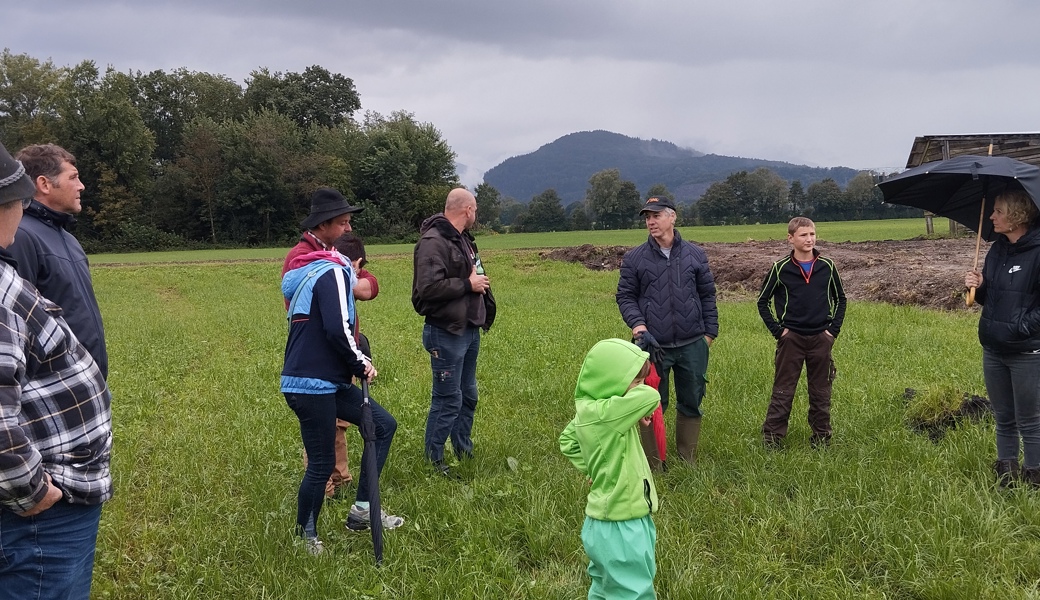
[300,187,363,230]
[0,141,36,207]
[639,195,676,214]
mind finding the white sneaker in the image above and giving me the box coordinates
[346,504,404,531]
[299,536,324,556]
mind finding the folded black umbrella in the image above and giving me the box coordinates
[359,378,383,565]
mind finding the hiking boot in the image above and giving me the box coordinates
[346,504,404,531]
[994,459,1020,488]
[433,461,462,480]
[1020,465,1040,488]
[763,434,784,450]
[809,434,832,449]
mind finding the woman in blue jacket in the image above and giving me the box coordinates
[281,249,402,554]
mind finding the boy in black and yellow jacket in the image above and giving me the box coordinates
[757,217,847,448]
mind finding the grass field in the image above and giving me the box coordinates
[89,227,1040,599]
[89,217,952,264]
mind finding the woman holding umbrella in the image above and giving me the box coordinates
[965,189,1040,488]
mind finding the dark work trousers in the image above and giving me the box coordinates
[656,337,710,418]
[762,331,836,440]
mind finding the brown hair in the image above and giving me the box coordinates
[333,233,367,267]
[15,144,76,182]
[996,189,1039,229]
[788,216,815,235]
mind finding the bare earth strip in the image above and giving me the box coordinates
[542,237,986,310]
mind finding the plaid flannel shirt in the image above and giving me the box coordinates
[0,256,111,512]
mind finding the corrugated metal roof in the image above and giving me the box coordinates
[906,133,1040,169]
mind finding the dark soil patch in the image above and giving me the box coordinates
[541,237,988,310]
[902,387,992,442]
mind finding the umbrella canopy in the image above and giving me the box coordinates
[359,378,383,565]
[878,155,1040,242]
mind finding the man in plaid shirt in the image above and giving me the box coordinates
[0,140,111,600]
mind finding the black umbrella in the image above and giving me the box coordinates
[359,377,383,565]
[878,154,1040,304]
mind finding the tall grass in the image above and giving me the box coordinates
[89,217,951,264]
[92,247,1040,599]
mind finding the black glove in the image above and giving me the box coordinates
[633,330,665,365]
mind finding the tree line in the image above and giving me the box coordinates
[0,50,457,250]
[2,49,920,249]
[475,167,918,233]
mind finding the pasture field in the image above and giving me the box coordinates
[90,217,950,264]
[91,239,1040,599]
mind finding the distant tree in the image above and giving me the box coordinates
[568,200,592,230]
[696,181,741,225]
[788,180,809,217]
[499,196,526,228]
[129,68,244,162]
[806,178,845,221]
[474,182,502,229]
[54,63,156,239]
[244,65,361,129]
[645,183,673,201]
[746,168,789,223]
[844,171,882,219]
[522,189,567,232]
[0,49,63,148]
[586,168,641,229]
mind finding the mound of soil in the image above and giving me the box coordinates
[541,237,987,310]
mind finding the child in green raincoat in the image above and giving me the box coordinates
[560,338,661,600]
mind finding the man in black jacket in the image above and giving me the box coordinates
[617,196,718,464]
[10,144,108,380]
[412,188,495,477]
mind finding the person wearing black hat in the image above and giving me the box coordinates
[9,144,108,380]
[0,140,112,598]
[616,195,718,464]
[282,187,370,501]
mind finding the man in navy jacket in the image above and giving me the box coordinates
[617,196,718,464]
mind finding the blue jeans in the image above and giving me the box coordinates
[422,324,480,463]
[983,348,1040,467]
[285,388,397,538]
[0,502,103,600]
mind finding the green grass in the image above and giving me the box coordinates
[89,245,1040,599]
[89,217,952,264]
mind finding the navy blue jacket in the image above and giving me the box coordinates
[616,230,719,347]
[8,201,107,379]
[281,258,367,393]
[976,225,1040,353]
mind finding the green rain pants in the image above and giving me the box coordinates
[581,514,657,600]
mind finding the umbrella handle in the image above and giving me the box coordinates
[966,200,985,307]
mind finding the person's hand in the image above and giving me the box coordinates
[363,360,378,381]
[965,269,982,289]
[781,328,789,337]
[17,474,62,517]
[632,325,648,337]
[640,415,653,426]
[468,267,490,294]
[704,335,714,347]
[824,331,834,338]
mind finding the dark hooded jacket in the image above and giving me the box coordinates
[616,230,718,347]
[412,214,496,335]
[7,201,107,379]
[976,224,1040,352]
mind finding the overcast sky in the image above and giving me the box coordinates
[7,1,1040,187]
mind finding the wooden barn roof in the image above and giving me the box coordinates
[906,133,1040,168]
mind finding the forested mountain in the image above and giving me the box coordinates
[483,130,859,204]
